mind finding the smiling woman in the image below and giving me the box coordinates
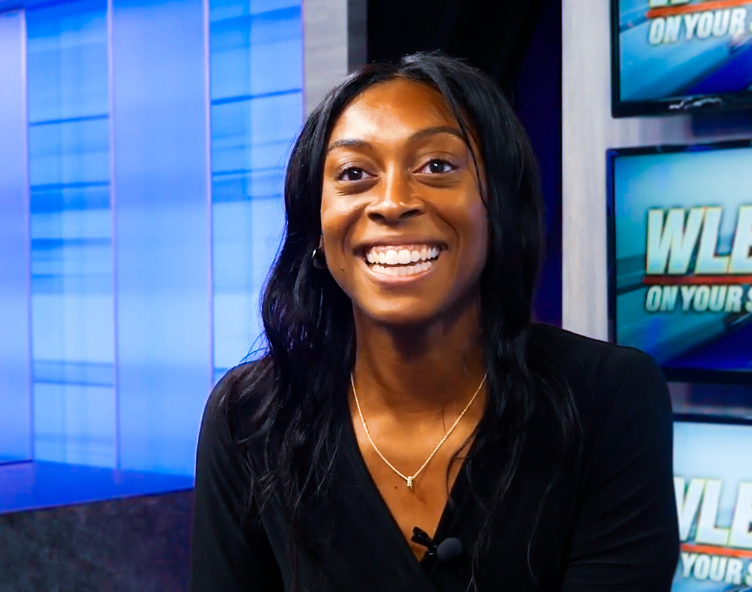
[189,53,680,592]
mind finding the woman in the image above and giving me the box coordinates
[190,53,679,591]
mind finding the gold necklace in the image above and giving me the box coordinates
[350,372,487,491]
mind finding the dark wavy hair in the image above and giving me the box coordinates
[219,52,579,588]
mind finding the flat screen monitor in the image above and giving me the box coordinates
[612,0,752,117]
[608,140,752,384]
[672,420,752,590]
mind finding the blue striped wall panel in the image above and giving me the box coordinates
[0,0,302,487]
[210,0,302,378]
[25,0,115,468]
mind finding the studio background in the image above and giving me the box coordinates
[4,0,750,590]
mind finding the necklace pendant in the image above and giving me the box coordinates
[406,476,414,491]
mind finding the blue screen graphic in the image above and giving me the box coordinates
[673,421,752,591]
[617,0,752,108]
[0,0,302,500]
[611,144,752,378]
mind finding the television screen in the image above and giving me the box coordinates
[613,0,752,117]
[672,420,752,591]
[608,140,752,384]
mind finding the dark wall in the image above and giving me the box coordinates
[367,0,563,325]
[514,0,562,325]
[0,491,193,592]
[367,0,547,92]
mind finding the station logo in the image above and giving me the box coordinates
[643,206,752,313]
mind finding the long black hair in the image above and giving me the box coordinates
[219,52,579,587]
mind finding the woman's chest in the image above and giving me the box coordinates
[261,451,581,592]
[357,445,468,560]
[260,411,582,591]
[349,406,479,561]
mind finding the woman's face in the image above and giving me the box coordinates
[320,78,489,327]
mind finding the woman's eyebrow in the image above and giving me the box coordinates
[325,126,466,154]
[408,125,465,144]
[326,138,370,154]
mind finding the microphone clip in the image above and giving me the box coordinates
[411,526,438,554]
[411,527,464,562]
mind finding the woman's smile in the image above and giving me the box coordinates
[357,242,446,284]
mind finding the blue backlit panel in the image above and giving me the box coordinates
[0,9,32,465]
[112,0,212,475]
[0,0,303,504]
[210,0,302,380]
[25,0,115,468]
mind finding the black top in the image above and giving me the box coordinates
[189,326,680,591]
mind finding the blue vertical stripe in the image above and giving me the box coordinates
[0,9,33,464]
[112,0,212,475]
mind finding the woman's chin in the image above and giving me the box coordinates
[355,303,441,330]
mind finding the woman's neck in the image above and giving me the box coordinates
[351,303,486,416]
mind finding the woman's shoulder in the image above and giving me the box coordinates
[527,326,678,582]
[527,323,670,426]
[529,323,662,391]
[199,358,274,460]
[527,324,673,488]
[207,358,273,415]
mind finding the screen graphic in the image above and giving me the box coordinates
[609,142,752,381]
[673,421,752,591]
[614,0,752,116]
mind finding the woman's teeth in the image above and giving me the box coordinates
[365,247,440,266]
[371,261,434,276]
[363,246,440,277]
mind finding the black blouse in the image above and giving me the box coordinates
[189,326,680,591]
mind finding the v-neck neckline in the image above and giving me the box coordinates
[340,395,478,568]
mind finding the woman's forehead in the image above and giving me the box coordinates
[328,79,460,143]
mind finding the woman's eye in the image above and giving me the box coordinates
[338,167,370,181]
[423,160,455,174]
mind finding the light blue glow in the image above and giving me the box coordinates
[0,461,193,514]
[0,9,32,464]
[112,0,212,475]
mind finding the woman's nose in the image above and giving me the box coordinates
[366,171,424,223]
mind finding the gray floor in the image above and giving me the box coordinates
[0,490,193,592]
